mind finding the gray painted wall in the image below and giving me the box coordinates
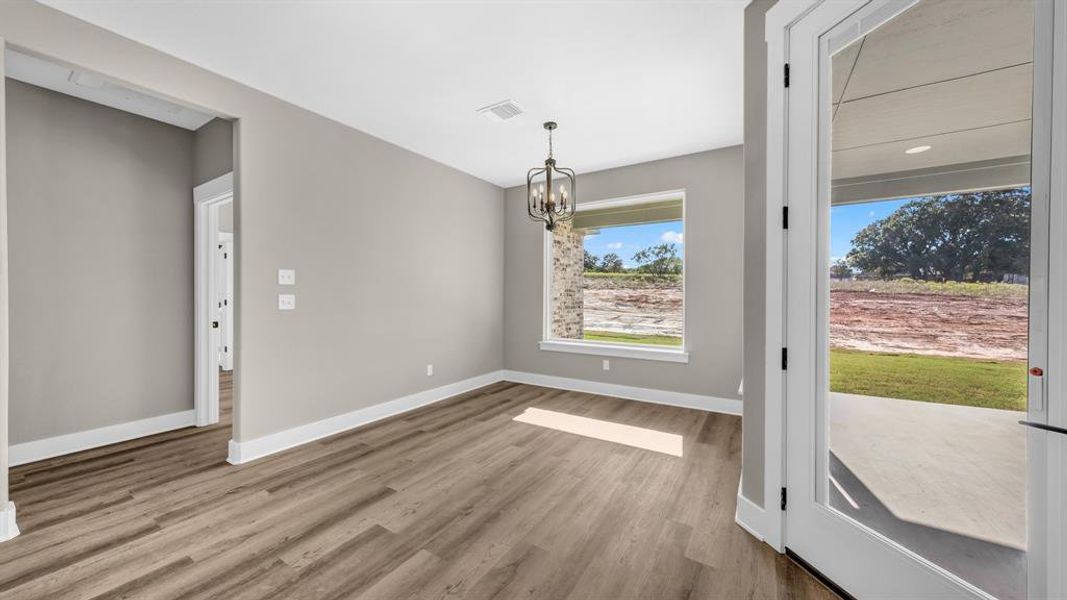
[0,2,505,444]
[5,79,195,444]
[741,0,776,508]
[219,203,234,234]
[503,148,744,400]
[193,117,234,233]
[193,117,233,187]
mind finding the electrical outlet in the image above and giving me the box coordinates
[278,269,296,285]
[426,364,434,376]
[278,294,296,310]
[603,359,611,371]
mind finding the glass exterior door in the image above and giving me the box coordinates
[782,1,1051,598]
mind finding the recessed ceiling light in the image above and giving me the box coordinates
[905,145,932,154]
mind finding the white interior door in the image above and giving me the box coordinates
[782,0,1056,598]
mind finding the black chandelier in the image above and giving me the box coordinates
[527,121,576,231]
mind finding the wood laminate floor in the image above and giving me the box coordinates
[0,374,838,599]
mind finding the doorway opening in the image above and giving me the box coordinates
[194,173,235,431]
[4,47,237,470]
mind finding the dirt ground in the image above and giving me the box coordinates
[830,290,1028,361]
[580,278,1027,360]
[582,278,683,337]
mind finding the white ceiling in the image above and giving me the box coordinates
[40,1,747,188]
[4,48,216,130]
[832,0,1033,182]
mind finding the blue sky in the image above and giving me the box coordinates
[582,202,909,267]
[830,198,910,261]
[584,220,683,268]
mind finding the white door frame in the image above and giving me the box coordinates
[0,37,18,543]
[1041,0,1067,595]
[764,0,1066,597]
[194,172,233,428]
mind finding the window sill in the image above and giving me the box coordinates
[538,339,689,363]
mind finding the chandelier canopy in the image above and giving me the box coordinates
[527,121,576,231]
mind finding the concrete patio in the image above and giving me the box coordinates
[829,392,1026,600]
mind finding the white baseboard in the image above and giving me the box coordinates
[500,370,743,415]
[226,369,742,465]
[735,478,768,543]
[10,410,197,467]
[227,370,507,465]
[0,502,18,542]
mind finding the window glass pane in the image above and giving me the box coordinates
[550,198,684,347]
[824,1,1032,597]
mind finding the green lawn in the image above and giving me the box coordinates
[830,348,1027,411]
[584,330,682,347]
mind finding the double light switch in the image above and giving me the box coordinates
[278,269,296,310]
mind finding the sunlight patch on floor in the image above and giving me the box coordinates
[513,407,683,456]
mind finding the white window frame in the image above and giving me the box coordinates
[538,189,689,363]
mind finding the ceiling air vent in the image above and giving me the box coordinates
[477,99,524,122]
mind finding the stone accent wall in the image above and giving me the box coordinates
[551,221,585,339]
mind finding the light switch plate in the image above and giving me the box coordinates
[278,294,296,310]
[278,269,296,285]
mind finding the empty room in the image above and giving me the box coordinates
[0,1,1064,599]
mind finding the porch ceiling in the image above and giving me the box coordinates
[831,0,1034,203]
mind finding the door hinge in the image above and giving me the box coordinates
[784,63,790,88]
[782,206,789,229]
[781,347,788,370]
[781,487,787,510]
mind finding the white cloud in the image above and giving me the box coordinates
[661,230,684,244]
[607,242,624,250]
